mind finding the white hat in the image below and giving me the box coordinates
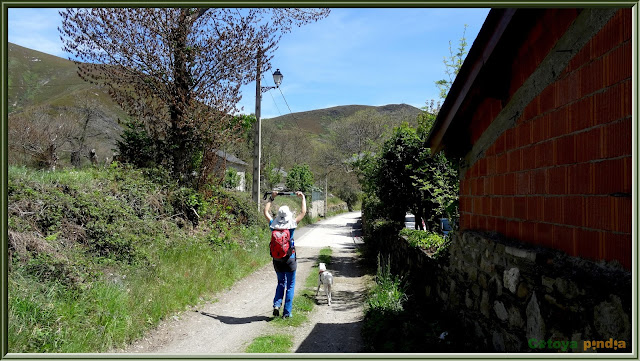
[273,205,297,229]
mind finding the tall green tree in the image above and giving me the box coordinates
[285,164,314,193]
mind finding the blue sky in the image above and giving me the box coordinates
[8,7,490,119]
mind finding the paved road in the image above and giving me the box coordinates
[119,211,365,354]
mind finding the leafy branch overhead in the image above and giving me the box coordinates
[59,8,330,186]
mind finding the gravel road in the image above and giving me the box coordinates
[118,211,367,354]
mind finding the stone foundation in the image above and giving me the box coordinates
[377,229,632,353]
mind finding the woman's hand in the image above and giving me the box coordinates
[296,191,304,198]
[271,191,278,198]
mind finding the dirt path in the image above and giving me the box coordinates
[118,211,366,354]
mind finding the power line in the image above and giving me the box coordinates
[278,87,302,129]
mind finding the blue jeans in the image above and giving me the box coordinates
[273,270,296,317]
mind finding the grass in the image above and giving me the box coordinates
[245,334,294,353]
[247,247,333,352]
[8,165,272,352]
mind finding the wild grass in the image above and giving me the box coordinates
[245,334,294,353]
[8,165,271,352]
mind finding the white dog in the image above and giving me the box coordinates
[316,263,333,306]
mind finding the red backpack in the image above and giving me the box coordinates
[270,229,292,259]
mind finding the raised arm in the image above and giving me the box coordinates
[294,191,306,223]
[263,191,278,222]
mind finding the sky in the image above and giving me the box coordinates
[8,7,490,119]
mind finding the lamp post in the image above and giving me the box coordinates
[252,56,283,210]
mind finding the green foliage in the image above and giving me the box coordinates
[8,165,272,352]
[399,228,447,252]
[222,167,241,190]
[115,118,156,168]
[435,24,469,99]
[365,255,407,314]
[285,164,314,193]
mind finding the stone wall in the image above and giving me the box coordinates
[377,229,632,352]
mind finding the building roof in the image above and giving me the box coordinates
[214,150,248,166]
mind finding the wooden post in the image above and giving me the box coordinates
[252,51,262,211]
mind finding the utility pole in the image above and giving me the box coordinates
[252,52,262,211]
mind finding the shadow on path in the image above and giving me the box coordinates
[296,322,365,353]
[199,312,271,325]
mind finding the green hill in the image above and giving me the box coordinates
[264,103,422,135]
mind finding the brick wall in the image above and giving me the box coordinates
[459,9,632,269]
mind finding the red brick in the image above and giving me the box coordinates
[506,220,520,239]
[516,172,530,195]
[522,146,536,171]
[575,127,603,163]
[623,156,632,193]
[536,222,554,248]
[575,228,602,260]
[544,196,564,224]
[523,96,540,121]
[518,122,532,147]
[470,177,478,195]
[495,132,507,155]
[595,82,624,125]
[487,156,497,176]
[553,225,576,256]
[621,8,632,40]
[568,163,592,195]
[531,169,547,195]
[583,58,604,96]
[612,197,632,233]
[568,41,591,74]
[502,197,514,218]
[473,197,482,214]
[532,114,551,144]
[461,213,471,230]
[594,158,625,195]
[555,135,576,165]
[496,153,508,175]
[508,150,521,173]
[505,128,517,150]
[484,177,491,196]
[505,173,516,195]
[491,197,502,217]
[478,158,487,177]
[603,233,631,270]
[591,16,622,60]
[570,96,594,132]
[486,143,496,157]
[603,41,632,88]
[496,217,507,236]
[563,196,585,227]
[548,166,568,194]
[487,216,497,231]
[478,178,486,196]
[586,196,612,231]
[603,118,632,158]
[535,141,554,168]
[513,196,527,220]
[566,70,581,103]
[549,107,570,138]
[495,174,505,196]
[539,83,556,114]
[555,77,570,109]
[528,196,544,221]
[621,79,632,118]
[521,221,536,244]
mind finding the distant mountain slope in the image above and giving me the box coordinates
[8,42,125,161]
[264,103,422,135]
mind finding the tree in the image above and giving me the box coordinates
[8,106,73,170]
[59,8,330,186]
[285,164,314,193]
[68,95,106,167]
[435,24,468,100]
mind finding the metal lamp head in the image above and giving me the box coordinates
[272,69,283,87]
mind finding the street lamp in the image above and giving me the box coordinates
[252,62,284,210]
